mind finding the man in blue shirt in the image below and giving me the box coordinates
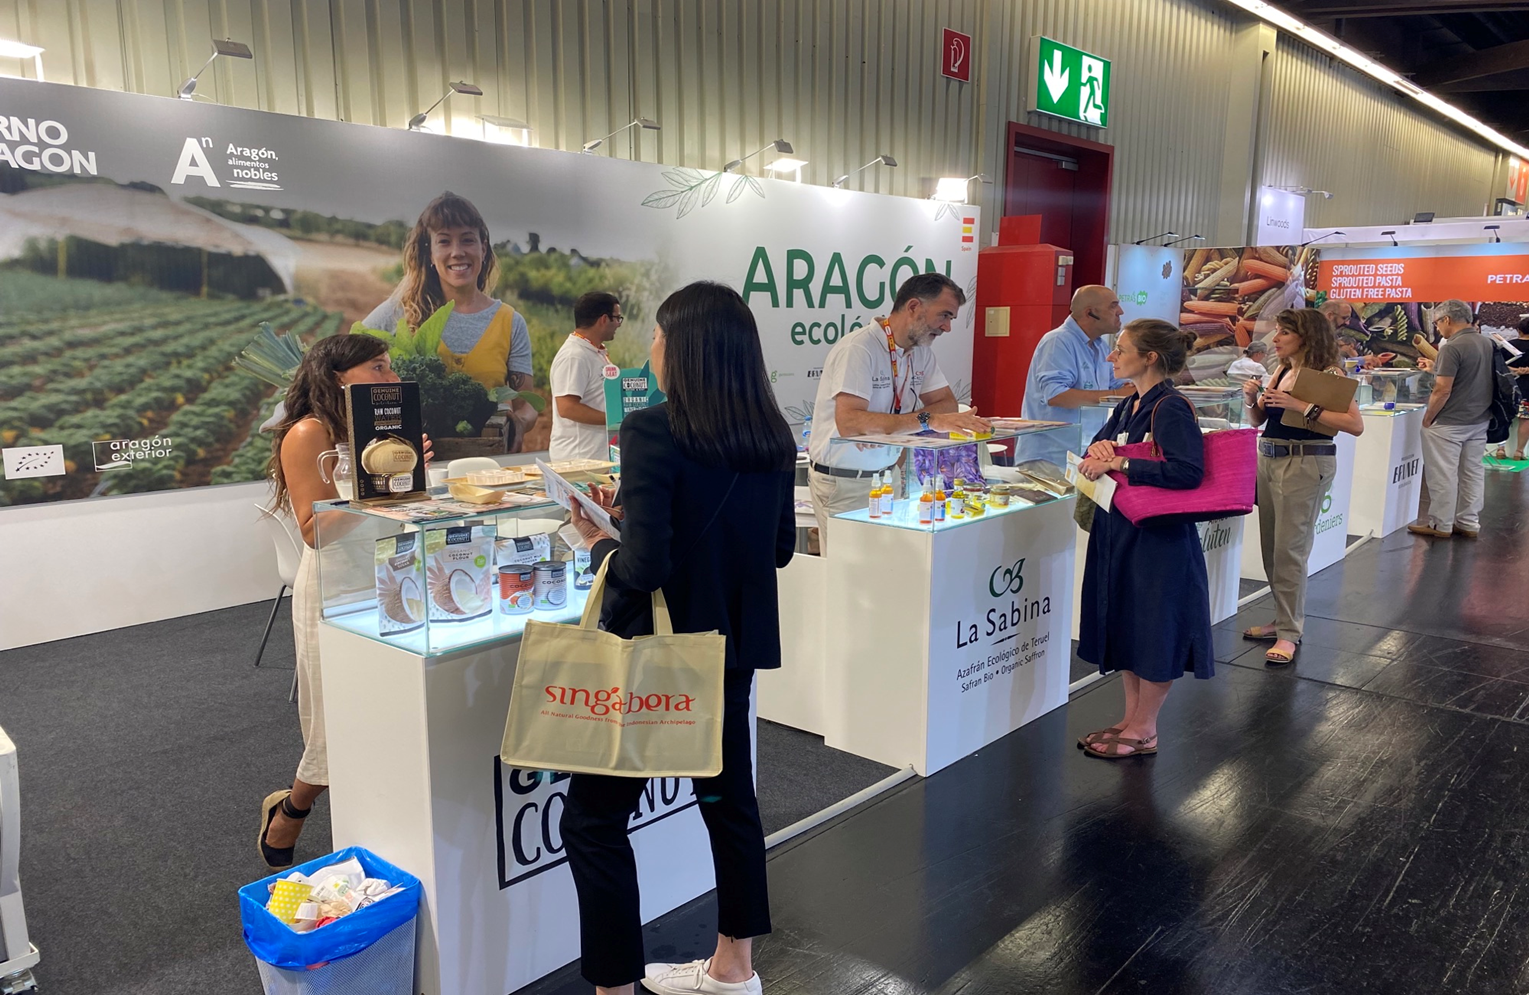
[1018,285,1128,466]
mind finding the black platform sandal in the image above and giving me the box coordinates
[259,789,312,871]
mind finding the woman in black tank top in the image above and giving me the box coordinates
[1240,309,1364,665]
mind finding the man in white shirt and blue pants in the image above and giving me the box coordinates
[806,273,990,553]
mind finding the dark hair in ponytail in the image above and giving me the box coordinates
[1122,318,1196,375]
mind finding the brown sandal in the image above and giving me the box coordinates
[1084,735,1158,759]
[1076,726,1123,749]
[1242,624,1278,641]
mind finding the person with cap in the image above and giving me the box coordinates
[1226,340,1271,382]
[1409,300,1495,539]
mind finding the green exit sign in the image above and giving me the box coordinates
[1029,36,1111,128]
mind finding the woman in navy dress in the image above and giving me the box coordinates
[1076,318,1213,759]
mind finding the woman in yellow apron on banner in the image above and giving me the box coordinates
[363,191,538,450]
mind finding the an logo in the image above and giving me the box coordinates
[0,116,98,175]
[989,557,1026,598]
[92,436,175,472]
[2,444,66,480]
[172,136,285,190]
[493,760,696,889]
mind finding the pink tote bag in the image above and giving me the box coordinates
[1106,396,1257,526]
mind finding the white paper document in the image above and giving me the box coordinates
[535,458,622,541]
[1065,452,1116,511]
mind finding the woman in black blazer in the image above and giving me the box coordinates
[566,282,797,996]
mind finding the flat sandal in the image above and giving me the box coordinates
[1084,735,1158,759]
[1242,624,1279,641]
[1076,726,1122,749]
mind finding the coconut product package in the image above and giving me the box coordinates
[494,533,552,569]
[344,381,426,502]
[425,524,495,623]
[374,532,425,635]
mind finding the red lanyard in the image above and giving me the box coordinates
[878,318,913,414]
[572,331,608,356]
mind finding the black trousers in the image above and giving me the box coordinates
[561,668,771,987]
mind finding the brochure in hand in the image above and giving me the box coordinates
[344,381,427,501]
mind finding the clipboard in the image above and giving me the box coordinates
[1279,367,1359,437]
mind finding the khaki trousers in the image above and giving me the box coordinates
[1417,421,1488,532]
[809,468,885,555]
[1256,451,1336,644]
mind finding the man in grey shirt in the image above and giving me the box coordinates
[1410,299,1494,539]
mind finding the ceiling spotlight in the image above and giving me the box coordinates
[724,139,795,173]
[1301,231,1346,247]
[1133,231,1178,246]
[581,116,660,153]
[176,38,253,100]
[765,155,809,174]
[1163,234,1205,246]
[1381,230,1399,247]
[1485,224,1502,244]
[408,81,483,131]
[932,174,989,202]
[479,115,533,146]
[0,38,44,80]
[832,154,898,188]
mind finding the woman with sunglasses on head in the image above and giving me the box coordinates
[563,282,797,995]
[1241,308,1363,665]
[1075,319,1214,759]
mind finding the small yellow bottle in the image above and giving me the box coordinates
[949,477,966,519]
[918,477,934,524]
[868,472,882,519]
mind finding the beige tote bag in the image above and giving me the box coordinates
[499,557,726,778]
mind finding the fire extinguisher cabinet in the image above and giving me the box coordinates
[972,216,1074,417]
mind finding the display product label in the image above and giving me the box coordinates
[1030,37,1111,127]
[493,760,696,888]
[344,381,426,501]
[941,28,973,82]
[1318,250,1530,302]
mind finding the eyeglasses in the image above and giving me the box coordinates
[610,314,625,324]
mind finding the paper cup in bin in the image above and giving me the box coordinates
[240,846,421,995]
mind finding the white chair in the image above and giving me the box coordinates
[446,456,501,479]
[0,726,40,991]
[254,504,303,703]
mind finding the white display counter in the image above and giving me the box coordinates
[313,500,715,995]
[821,497,1074,776]
[1242,430,1358,580]
[1349,405,1425,538]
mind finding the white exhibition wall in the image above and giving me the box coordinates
[0,482,278,651]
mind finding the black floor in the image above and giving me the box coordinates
[0,598,887,993]
[526,470,1528,994]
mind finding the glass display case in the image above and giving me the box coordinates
[1357,368,1435,407]
[1082,385,1248,436]
[825,421,1082,533]
[313,493,582,657]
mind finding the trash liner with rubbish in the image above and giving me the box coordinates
[239,846,421,996]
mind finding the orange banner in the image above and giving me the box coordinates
[1318,254,1529,303]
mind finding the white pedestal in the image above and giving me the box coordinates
[1241,431,1358,581]
[758,555,828,735]
[1349,407,1425,538]
[319,614,715,995]
[1070,513,1246,638]
[815,499,1075,776]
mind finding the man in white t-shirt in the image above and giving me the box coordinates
[806,273,990,552]
[549,292,623,461]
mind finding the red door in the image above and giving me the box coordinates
[1006,149,1078,253]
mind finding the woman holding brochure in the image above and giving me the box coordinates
[564,282,797,996]
[1075,319,1212,759]
[1241,308,1363,666]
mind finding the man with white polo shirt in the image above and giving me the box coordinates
[549,291,622,461]
[806,272,990,553]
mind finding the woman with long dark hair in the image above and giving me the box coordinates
[1241,308,1363,665]
[564,281,797,996]
[363,191,538,448]
[257,334,394,869]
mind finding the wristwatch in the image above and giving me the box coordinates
[1304,403,1323,422]
[917,411,931,430]
[1118,458,1131,474]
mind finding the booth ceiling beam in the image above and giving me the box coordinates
[1288,0,1523,15]
[1408,41,1528,87]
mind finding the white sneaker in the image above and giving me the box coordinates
[641,958,763,995]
